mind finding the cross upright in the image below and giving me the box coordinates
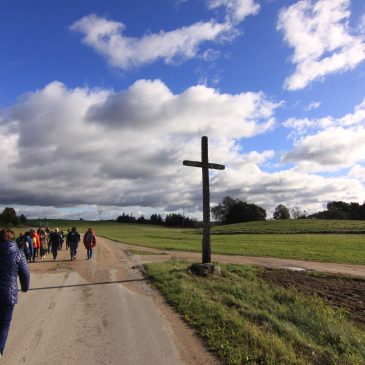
[183,136,225,264]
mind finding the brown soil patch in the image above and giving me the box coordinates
[261,268,365,327]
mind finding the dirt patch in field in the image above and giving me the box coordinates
[261,268,365,327]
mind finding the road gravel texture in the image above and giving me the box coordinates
[4,237,221,365]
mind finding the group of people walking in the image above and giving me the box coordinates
[15,226,96,262]
[0,226,97,357]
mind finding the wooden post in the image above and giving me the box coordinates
[201,136,211,263]
[183,136,225,264]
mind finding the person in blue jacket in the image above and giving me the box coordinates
[24,231,33,263]
[0,228,30,357]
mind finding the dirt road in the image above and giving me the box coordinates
[4,237,221,365]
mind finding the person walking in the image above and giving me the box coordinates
[59,230,64,250]
[24,232,33,263]
[39,230,48,259]
[31,229,40,263]
[49,228,62,261]
[0,228,30,358]
[67,227,80,261]
[65,229,70,250]
[83,228,96,260]
[16,233,30,263]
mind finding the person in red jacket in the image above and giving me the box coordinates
[83,228,96,260]
[31,229,40,263]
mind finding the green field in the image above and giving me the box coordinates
[19,219,365,265]
[146,261,365,365]
[211,219,365,234]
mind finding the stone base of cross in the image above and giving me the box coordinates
[183,136,225,264]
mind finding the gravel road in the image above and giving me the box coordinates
[3,237,221,365]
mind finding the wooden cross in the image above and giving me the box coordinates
[183,136,225,263]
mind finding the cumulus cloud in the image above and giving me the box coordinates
[283,96,365,171]
[3,80,365,218]
[87,79,278,138]
[70,14,233,69]
[277,0,365,90]
[70,1,259,70]
[207,0,260,24]
[0,80,282,213]
[348,164,365,184]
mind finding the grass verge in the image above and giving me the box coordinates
[145,260,365,365]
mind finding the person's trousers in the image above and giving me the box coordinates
[32,248,38,262]
[0,305,14,355]
[70,243,78,259]
[87,248,93,259]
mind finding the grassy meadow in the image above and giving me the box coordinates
[20,219,365,265]
[146,260,365,365]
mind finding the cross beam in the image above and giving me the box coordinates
[183,136,225,263]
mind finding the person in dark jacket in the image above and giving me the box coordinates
[0,228,30,357]
[24,232,33,263]
[67,226,80,261]
[49,228,62,261]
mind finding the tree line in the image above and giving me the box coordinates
[3,198,365,229]
[116,212,198,227]
[211,197,365,224]
[308,201,365,220]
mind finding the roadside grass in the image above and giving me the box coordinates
[24,220,365,265]
[145,260,365,365]
[126,248,167,256]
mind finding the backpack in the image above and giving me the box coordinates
[18,236,28,250]
[85,231,93,243]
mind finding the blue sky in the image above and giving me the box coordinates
[1,0,365,220]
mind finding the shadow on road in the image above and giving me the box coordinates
[23,278,148,291]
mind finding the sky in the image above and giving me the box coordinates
[1,0,365,220]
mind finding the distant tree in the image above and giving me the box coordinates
[212,196,266,224]
[116,213,137,223]
[308,200,365,220]
[0,207,19,225]
[225,201,266,224]
[211,196,238,222]
[150,213,163,225]
[165,213,184,227]
[291,207,308,219]
[137,215,146,224]
[273,204,290,220]
[19,214,27,224]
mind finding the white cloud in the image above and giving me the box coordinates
[70,14,232,69]
[3,80,365,218]
[358,13,365,34]
[283,96,365,171]
[305,101,321,111]
[348,164,365,184]
[284,126,365,171]
[207,0,260,24]
[277,0,365,90]
[0,80,281,213]
[70,1,260,70]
